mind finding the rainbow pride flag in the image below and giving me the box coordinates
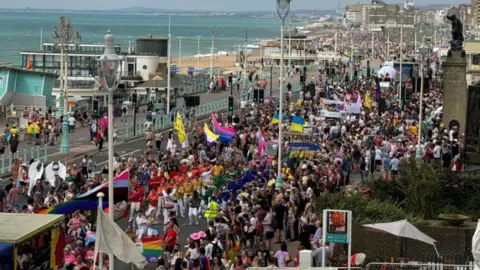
[293,251,299,267]
[233,234,241,252]
[139,237,163,264]
[38,200,109,215]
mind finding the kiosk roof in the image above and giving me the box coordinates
[0,213,64,243]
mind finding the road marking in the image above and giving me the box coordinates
[96,149,141,166]
[93,149,142,173]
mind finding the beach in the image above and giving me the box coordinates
[172,54,261,75]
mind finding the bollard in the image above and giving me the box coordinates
[1,154,4,174]
[23,149,27,162]
[44,144,48,163]
[37,145,40,160]
[31,147,34,160]
[126,121,129,138]
[8,153,12,169]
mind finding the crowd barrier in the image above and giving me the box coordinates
[366,262,474,270]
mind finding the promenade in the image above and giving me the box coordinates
[0,69,303,173]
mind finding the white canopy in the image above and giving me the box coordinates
[472,220,480,270]
[363,219,437,247]
[377,66,397,77]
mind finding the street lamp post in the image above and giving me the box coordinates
[418,38,430,155]
[97,30,123,270]
[52,17,81,154]
[34,85,38,110]
[275,0,291,190]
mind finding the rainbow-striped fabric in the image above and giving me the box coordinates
[139,237,163,264]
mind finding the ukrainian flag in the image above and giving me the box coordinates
[290,116,305,133]
[271,111,280,124]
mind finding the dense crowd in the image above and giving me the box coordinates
[0,35,463,269]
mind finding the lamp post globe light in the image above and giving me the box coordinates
[275,0,291,190]
[97,30,122,270]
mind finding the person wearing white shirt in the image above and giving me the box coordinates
[205,238,224,260]
[68,116,75,133]
[433,143,442,160]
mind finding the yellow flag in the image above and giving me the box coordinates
[364,91,371,109]
[174,112,187,143]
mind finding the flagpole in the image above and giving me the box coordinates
[167,14,172,114]
[96,192,104,269]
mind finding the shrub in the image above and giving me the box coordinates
[368,158,480,220]
[315,193,427,225]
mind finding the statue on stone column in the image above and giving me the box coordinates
[446,14,464,51]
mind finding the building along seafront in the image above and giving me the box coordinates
[20,35,169,102]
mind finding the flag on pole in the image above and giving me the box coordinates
[204,123,219,143]
[94,206,147,269]
[174,112,187,144]
[257,127,266,157]
[290,116,305,133]
[364,91,372,109]
[271,112,280,124]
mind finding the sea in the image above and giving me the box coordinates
[0,11,285,66]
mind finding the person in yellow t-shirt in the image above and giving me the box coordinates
[192,177,203,191]
[174,184,185,217]
[183,181,194,196]
[212,163,224,177]
[33,122,41,144]
[26,122,33,145]
[410,124,418,136]
[183,181,194,212]
[9,125,19,137]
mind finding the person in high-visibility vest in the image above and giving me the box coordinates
[204,196,218,221]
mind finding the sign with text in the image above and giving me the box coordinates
[288,142,321,151]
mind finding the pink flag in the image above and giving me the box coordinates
[257,128,266,157]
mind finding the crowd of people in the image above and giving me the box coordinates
[0,31,464,269]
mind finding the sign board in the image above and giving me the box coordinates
[265,142,278,156]
[288,142,321,151]
[379,82,390,88]
[322,209,352,267]
[320,110,345,119]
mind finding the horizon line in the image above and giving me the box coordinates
[0,3,450,13]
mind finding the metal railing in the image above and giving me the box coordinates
[0,82,302,174]
[366,262,474,270]
[0,144,49,174]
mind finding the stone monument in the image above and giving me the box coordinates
[442,14,467,132]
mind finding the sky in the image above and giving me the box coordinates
[1,0,467,11]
